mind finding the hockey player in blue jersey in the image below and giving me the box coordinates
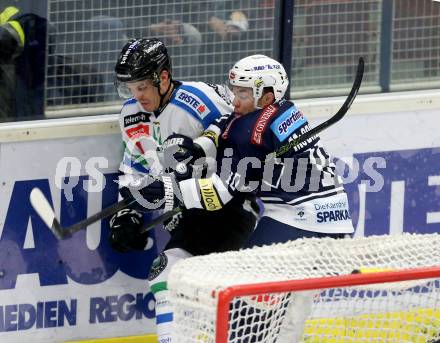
[109,38,257,342]
[123,54,354,249]
[119,53,355,342]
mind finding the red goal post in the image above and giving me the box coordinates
[168,234,440,342]
[215,266,440,342]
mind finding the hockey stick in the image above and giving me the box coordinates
[30,188,135,240]
[139,207,182,234]
[30,187,180,240]
[272,56,364,158]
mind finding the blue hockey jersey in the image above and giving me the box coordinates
[179,99,354,234]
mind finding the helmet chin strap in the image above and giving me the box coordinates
[252,85,267,109]
[155,77,173,115]
[254,93,262,109]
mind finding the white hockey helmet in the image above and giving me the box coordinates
[228,54,289,108]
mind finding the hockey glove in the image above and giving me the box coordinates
[119,175,183,212]
[108,208,147,253]
[161,133,204,173]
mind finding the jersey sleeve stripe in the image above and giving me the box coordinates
[194,135,217,160]
[204,123,222,136]
[287,187,345,206]
[179,178,204,209]
[123,98,137,106]
[179,174,234,210]
[210,173,234,204]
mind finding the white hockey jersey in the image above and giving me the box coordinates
[118,81,233,177]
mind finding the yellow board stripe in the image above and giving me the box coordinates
[64,308,440,342]
[304,307,440,342]
[65,334,156,343]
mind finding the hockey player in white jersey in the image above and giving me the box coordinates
[110,38,258,342]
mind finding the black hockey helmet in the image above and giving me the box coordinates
[114,38,172,97]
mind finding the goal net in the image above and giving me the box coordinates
[168,233,440,342]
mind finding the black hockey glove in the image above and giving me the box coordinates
[119,175,183,212]
[108,208,147,253]
[161,133,204,173]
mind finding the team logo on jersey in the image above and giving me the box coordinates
[294,208,307,221]
[270,107,306,142]
[124,112,150,127]
[175,89,211,119]
[148,253,168,281]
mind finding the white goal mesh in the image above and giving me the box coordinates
[168,233,440,342]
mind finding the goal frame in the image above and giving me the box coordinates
[215,266,440,343]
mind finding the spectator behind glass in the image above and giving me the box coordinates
[48,0,203,107]
[245,0,275,54]
[208,2,249,42]
[193,1,250,83]
[120,0,202,80]
[191,0,277,84]
[50,14,127,104]
[0,0,47,121]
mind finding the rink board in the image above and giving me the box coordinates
[0,124,160,342]
[0,90,439,342]
[66,335,156,343]
[304,307,440,342]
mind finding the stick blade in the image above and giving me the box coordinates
[30,188,65,240]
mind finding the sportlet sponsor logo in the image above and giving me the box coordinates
[278,110,303,135]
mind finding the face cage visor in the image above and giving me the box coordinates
[114,78,156,100]
[227,78,264,109]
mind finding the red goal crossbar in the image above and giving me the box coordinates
[215,266,440,343]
